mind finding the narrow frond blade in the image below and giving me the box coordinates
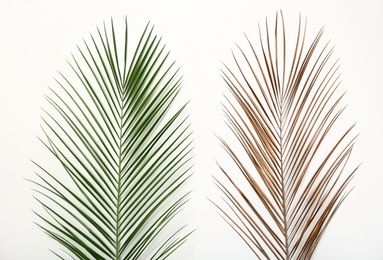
[32,19,193,259]
[214,11,358,260]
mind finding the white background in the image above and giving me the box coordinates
[1,0,383,259]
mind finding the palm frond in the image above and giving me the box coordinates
[31,18,193,259]
[214,11,358,260]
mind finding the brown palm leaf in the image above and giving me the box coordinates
[213,11,359,260]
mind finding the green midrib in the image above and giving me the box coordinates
[115,93,124,260]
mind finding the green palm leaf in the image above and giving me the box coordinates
[31,18,193,259]
[213,11,359,259]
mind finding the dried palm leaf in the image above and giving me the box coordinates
[213,11,359,260]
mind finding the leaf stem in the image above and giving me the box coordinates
[115,77,124,259]
[280,95,289,260]
[115,119,123,260]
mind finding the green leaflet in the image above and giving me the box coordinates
[32,18,193,260]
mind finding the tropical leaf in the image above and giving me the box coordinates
[31,18,193,259]
[213,11,359,260]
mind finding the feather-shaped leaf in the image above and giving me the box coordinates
[31,18,193,259]
[214,11,358,260]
